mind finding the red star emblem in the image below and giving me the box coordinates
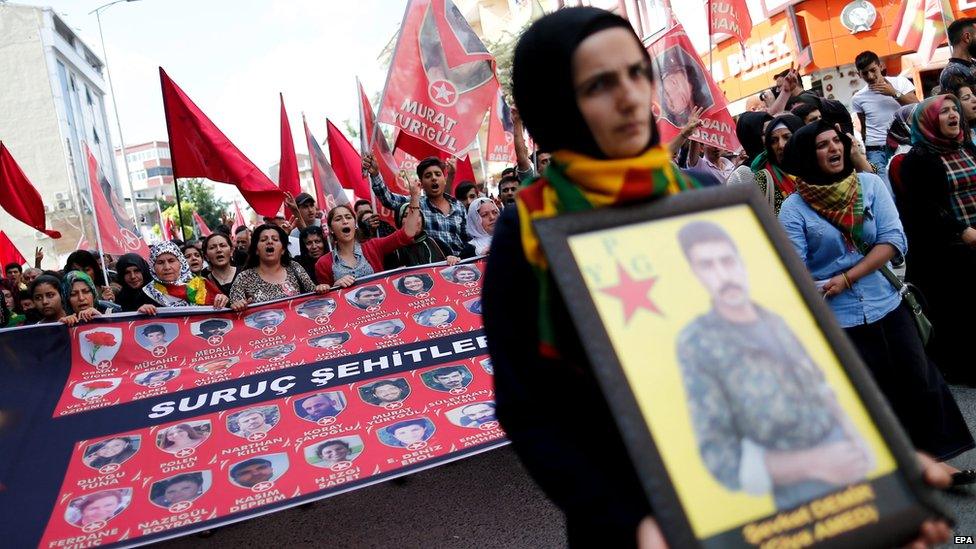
[600,263,663,323]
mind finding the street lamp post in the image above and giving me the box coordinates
[90,0,141,223]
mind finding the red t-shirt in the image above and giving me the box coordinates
[315,228,413,285]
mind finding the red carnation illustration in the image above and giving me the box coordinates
[84,331,118,364]
[79,380,116,399]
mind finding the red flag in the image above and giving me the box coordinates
[708,0,752,45]
[377,0,499,157]
[230,201,246,235]
[394,131,476,183]
[0,142,61,238]
[648,24,741,152]
[192,211,212,236]
[278,94,301,197]
[0,231,27,268]
[159,68,284,217]
[486,89,515,164]
[359,79,408,195]
[162,216,178,241]
[455,155,476,185]
[326,120,370,201]
[891,0,952,65]
[85,145,150,257]
[303,115,350,211]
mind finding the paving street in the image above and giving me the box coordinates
[153,386,976,548]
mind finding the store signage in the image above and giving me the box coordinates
[840,0,877,33]
[723,30,792,80]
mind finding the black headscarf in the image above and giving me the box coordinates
[763,113,806,165]
[735,111,773,163]
[114,253,152,312]
[64,250,104,286]
[818,98,855,136]
[782,119,854,185]
[512,7,655,159]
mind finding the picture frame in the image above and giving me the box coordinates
[533,184,946,548]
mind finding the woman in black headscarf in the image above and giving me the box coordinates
[727,111,771,188]
[482,8,699,547]
[114,253,153,312]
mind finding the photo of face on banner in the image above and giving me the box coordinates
[77,327,123,367]
[228,453,289,489]
[421,365,472,392]
[359,378,411,407]
[227,405,280,440]
[377,417,436,448]
[190,318,233,341]
[394,273,435,297]
[346,284,386,310]
[654,45,715,128]
[440,264,481,285]
[133,369,180,387]
[463,298,482,315]
[304,435,365,468]
[307,331,351,349]
[295,298,337,320]
[251,343,296,361]
[413,306,457,328]
[134,322,179,353]
[479,357,493,375]
[446,401,497,428]
[156,420,211,455]
[72,377,122,401]
[360,319,405,338]
[295,392,346,423]
[82,435,140,470]
[64,488,132,528]
[243,309,286,331]
[193,356,239,375]
[149,471,212,509]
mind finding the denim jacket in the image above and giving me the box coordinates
[779,173,906,328]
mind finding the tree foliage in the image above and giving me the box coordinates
[157,178,228,240]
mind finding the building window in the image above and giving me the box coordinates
[53,17,75,47]
[146,166,173,178]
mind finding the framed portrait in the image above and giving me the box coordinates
[148,471,212,509]
[303,435,365,469]
[532,185,944,548]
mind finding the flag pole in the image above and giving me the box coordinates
[475,133,489,185]
[355,81,380,214]
[79,144,112,289]
[154,200,165,243]
[706,0,714,76]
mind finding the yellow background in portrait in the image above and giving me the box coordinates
[566,205,896,538]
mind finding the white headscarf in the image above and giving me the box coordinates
[465,198,497,256]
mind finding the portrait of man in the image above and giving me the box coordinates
[251,344,297,361]
[296,298,337,320]
[295,392,346,422]
[654,47,715,127]
[149,472,210,508]
[304,436,365,468]
[134,369,179,387]
[421,365,473,392]
[378,418,436,448]
[307,332,351,349]
[359,378,411,406]
[675,220,872,510]
[440,265,481,285]
[360,319,406,338]
[193,357,239,375]
[191,319,232,340]
[227,406,279,439]
[243,309,286,330]
[449,401,497,428]
[229,454,289,488]
[479,358,493,375]
[134,323,178,351]
[346,285,386,310]
[463,298,482,315]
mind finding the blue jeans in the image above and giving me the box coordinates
[866,148,894,197]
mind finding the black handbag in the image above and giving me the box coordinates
[878,265,932,346]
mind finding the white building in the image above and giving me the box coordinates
[267,153,315,195]
[115,140,175,202]
[0,3,126,266]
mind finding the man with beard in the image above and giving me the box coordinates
[233,226,250,267]
[367,154,468,256]
[940,18,976,93]
[675,220,872,511]
[299,393,343,421]
[230,458,275,488]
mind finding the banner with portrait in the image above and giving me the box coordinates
[533,186,944,548]
[0,260,504,548]
[647,24,742,154]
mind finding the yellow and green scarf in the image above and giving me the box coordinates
[516,146,698,358]
[795,172,864,250]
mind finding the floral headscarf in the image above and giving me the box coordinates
[61,270,99,315]
[910,94,966,154]
[464,197,495,256]
[144,241,217,307]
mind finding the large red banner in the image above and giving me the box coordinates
[2,260,503,548]
[648,24,742,153]
[709,0,753,45]
[85,146,150,258]
[377,0,499,157]
[486,89,515,164]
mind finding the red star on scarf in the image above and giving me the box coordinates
[600,263,662,323]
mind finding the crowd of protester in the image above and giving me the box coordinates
[3,8,976,547]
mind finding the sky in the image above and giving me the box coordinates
[23,0,404,202]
